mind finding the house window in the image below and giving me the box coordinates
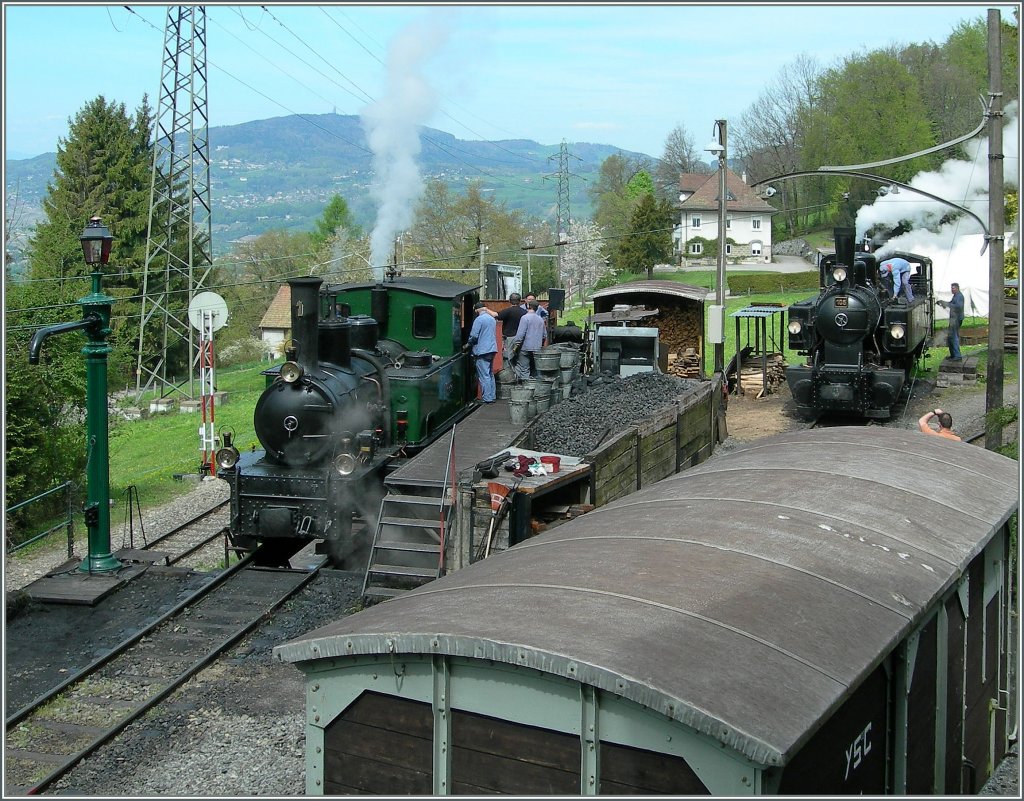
[726,216,733,230]
[751,241,762,257]
[689,242,703,255]
[412,305,436,339]
[725,243,733,256]
[752,217,762,230]
[691,215,701,228]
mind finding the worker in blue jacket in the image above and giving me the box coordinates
[465,301,498,402]
[879,257,914,302]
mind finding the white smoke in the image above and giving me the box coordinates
[361,16,450,281]
[855,102,1018,319]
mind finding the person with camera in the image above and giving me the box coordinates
[918,408,961,441]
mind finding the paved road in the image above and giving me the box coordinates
[672,254,813,275]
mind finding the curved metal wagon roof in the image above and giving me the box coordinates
[275,427,1018,767]
[591,279,708,303]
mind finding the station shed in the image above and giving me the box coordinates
[275,426,1018,795]
[590,280,707,377]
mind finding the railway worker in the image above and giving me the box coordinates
[487,292,529,379]
[466,301,498,403]
[937,282,965,361]
[918,408,962,441]
[522,292,549,346]
[879,257,914,303]
[512,300,546,378]
[521,293,549,321]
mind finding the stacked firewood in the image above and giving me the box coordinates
[656,304,703,356]
[668,348,702,378]
[737,353,787,398]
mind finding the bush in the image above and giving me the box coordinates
[219,337,270,367]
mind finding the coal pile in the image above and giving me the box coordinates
[532,372,702,456]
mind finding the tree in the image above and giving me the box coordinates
[615,194,674,278]
[654,124,708,202]
[732,54,821,236]
[559,219,609,303]
[310,194,360,251]
[410,179,533,282]
[589,153,651,251]
[5,95,155,532]
[796,51,938,226]
[218,229,319,347]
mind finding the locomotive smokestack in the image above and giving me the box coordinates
[834,227,856,270]
[288,277,323,371]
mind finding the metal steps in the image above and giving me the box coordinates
[362,493,451,601]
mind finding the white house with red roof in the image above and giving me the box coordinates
[675,169,778,265]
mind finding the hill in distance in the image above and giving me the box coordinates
[5,113,655,256]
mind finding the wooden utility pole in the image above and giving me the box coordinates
[985,8,1005,451]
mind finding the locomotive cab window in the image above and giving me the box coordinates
[412,305,437,339]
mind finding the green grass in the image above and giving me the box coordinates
[106,361,269,510]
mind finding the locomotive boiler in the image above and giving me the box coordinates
[785,227,933,419]
[217,275,480,567]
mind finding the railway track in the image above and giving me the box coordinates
[3,554,325,796]
[118,498,231,569]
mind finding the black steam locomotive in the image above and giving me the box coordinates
[217,275,481,567]
[786,227,934,419]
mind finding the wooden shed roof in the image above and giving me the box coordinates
[275,427,1018,767]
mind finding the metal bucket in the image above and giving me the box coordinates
[559,369,573,385]
[509,384,533,403]
[509,399,530,425]
[497,367,516,384]
[535,394,550,413]
[559,349,578,369]
[527,400,537,418]
[533,351,561,372]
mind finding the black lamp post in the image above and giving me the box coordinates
[28,217,122,573]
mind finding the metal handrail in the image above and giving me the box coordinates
[437,425,458,574]
[6,482,75,557]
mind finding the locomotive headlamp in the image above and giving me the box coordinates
[889,323,906,340]
[832,266,848,283]
[788,320,803,335]
[333,452,357,476]
[280,360,304,383]
[216,444,241,470]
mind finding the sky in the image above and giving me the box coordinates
[2,2,1016,161]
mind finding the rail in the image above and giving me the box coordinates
[5,481,75,558]
[5,553,325,795]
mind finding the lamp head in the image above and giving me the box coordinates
[79,216,113,266]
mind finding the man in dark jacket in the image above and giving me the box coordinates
[937,282,965,360]
[492,293,528,378]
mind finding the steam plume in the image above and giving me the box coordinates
[361,16,450,282]
[856,102,1018,318]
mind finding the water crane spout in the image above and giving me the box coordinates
[28,315,101,364]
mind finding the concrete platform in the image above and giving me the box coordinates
[23,560,150,606]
